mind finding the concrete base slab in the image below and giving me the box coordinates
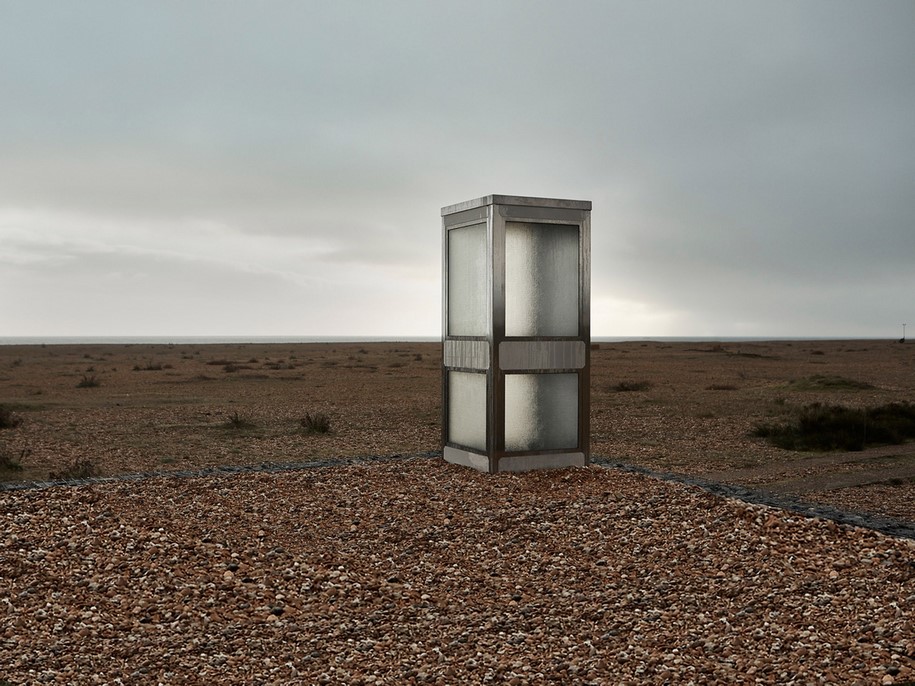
[443,446,491,472]
[497,452,586,472]
[444,447,587,473]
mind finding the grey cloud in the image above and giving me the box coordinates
[1,1,913,336]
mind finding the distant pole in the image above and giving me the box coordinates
[904,323,907,342]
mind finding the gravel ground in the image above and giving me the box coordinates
[2,459,913,685]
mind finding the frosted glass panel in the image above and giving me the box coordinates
[448,371,487,451]
[505,222,579,337]
[504,373,578,451]
[448,224,487,336]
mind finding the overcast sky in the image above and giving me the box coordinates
[2,1,913,339]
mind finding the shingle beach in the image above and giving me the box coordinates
[3,459,912,685]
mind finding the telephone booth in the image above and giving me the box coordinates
[441,195,591,472]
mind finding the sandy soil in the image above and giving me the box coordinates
[1,339,913,522]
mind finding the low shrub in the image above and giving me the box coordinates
[76,375,101,388]
[224,412,257,431]
[0,447,27,472]
[752,401,915,451]
[706,384,738,391]
[48,458,99,480]
[223,364,252,373]
[786,374,874,391]
[0,405,23,429]
[264,361,295,370]
[300,412,331,435]
[612,380,653,392]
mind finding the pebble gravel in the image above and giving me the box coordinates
[2,459,914,685]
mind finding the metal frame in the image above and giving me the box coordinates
[442,195,591,473]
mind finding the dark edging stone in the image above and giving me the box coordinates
[591,456,915,541]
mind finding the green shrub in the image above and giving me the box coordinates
[752,401,915,451]
[300,412,331,435]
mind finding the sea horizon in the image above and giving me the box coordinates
[0,335,894,346]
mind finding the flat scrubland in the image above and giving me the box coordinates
[2,341,914,684]
[1,339,913,522]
